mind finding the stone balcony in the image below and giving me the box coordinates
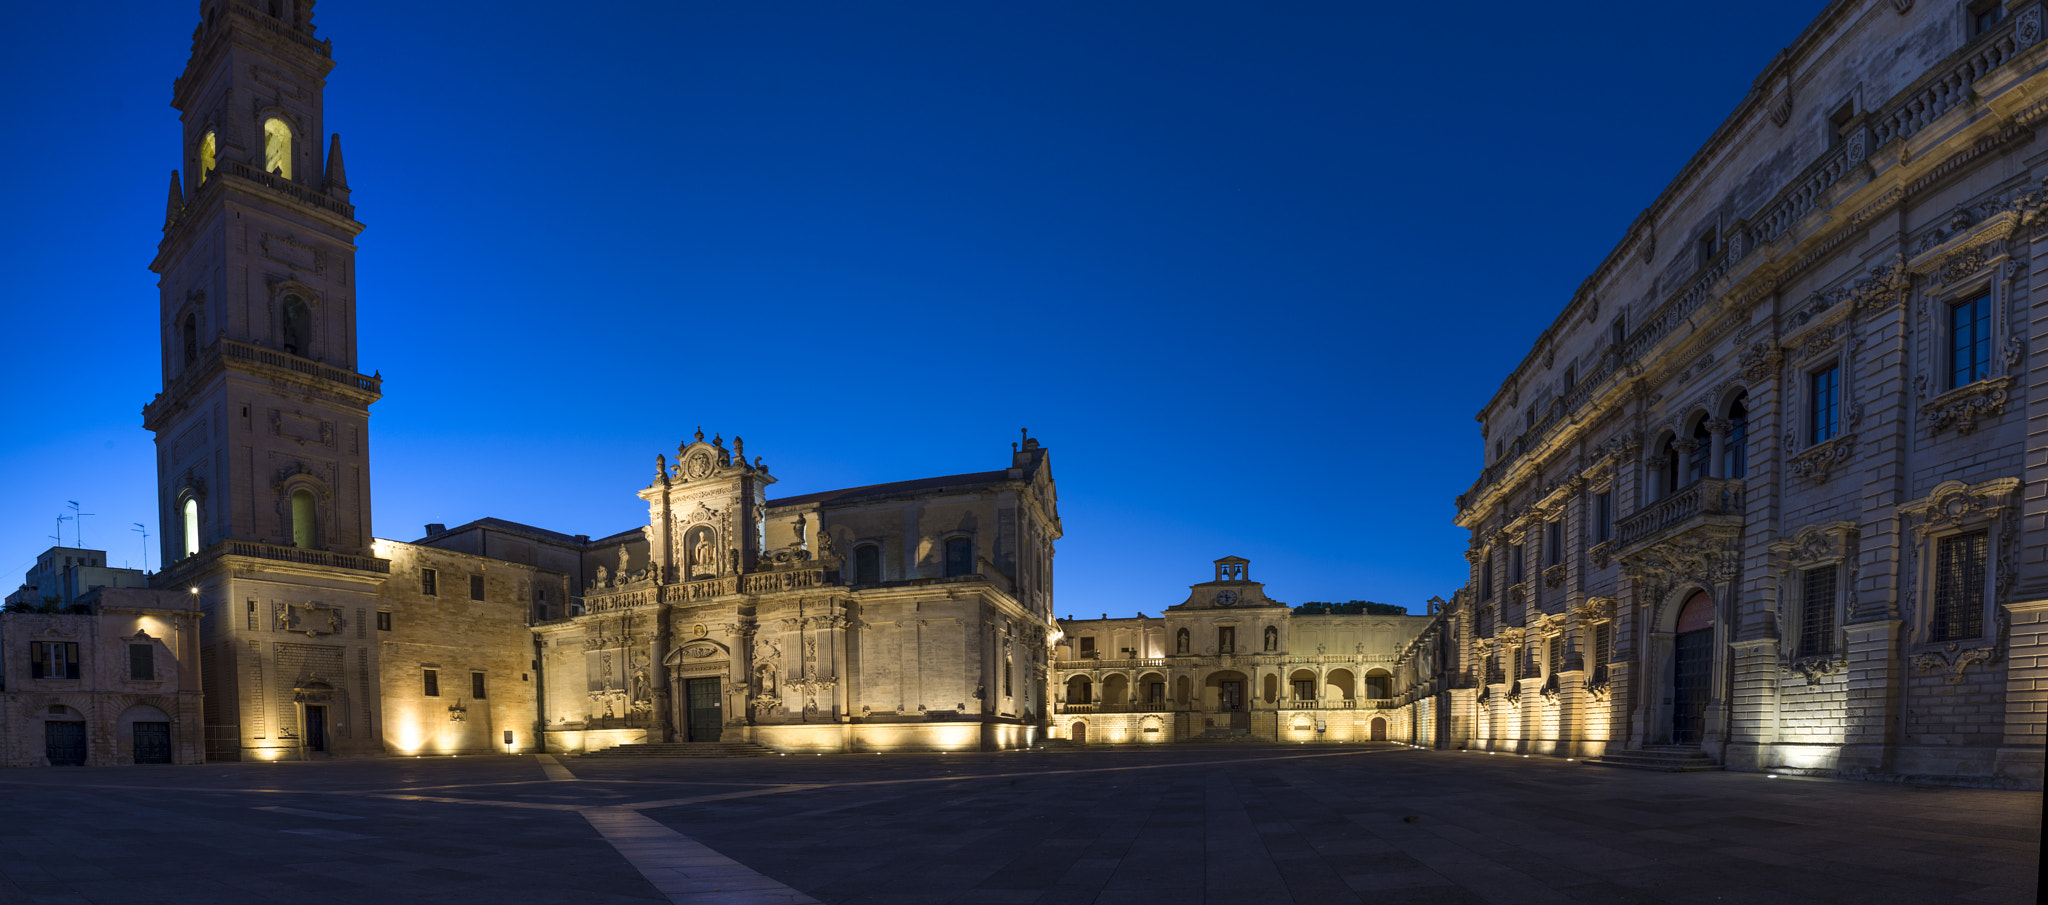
[1615,477,1746,554]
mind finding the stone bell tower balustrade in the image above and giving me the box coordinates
[1615,477,1746,553]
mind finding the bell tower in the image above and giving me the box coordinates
[147,0,387,760]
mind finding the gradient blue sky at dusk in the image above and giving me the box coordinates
[0,2,1827,617]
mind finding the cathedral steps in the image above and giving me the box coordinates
[1585,746,1724,772]
[583,741,778,758]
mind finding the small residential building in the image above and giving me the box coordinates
[0,586,204,766]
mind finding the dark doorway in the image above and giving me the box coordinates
[305,705,328,753]
[1671,629,1712,747]
[1071,721,1087,744]
[1218,680,1244,711]
[133,722,172,764]
[46,721,87,765]
[1370,717,1387,741]
[685,677,722,742]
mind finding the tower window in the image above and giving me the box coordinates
[282,295,308,356]
[290,489,316,549]
[263,117,293,179]
[181,498,200,558]
[182,314,198,368]
[198,131,217,184]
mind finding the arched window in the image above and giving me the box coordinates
[1657,435,1679,497]
[1687,419,1711,485]
[943,536,973,577]
[852,543,881,585]
[1723,394,1749,479]
[182,314,198,367]
[290,490,316,549]
[181,498,200,558]
[263,117,293,179]
[281,295,308,355]
[197,131,216,185]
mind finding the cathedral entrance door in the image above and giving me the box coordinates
[685,677,723,742]
[1370,717,1387,741]
[305,705,328,753]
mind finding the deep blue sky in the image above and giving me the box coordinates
[0,1,1827,616]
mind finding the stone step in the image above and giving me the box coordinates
[583,741,777,758]
[1585,749,1723,772]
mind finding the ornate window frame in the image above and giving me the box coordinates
[1899,478,2020,683]
[268,280,321,360]
[272,464,331,550]
[1768,521,1856,682]
[1907,208,2024,437]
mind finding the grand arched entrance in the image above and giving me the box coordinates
[1669,592,1714,747]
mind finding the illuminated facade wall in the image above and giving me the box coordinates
[1050,559,1437,745]
[374,542,566,755]
[536,435,1061,754]
[1437,0,2048,788]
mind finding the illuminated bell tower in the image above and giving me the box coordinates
[147,0,387,760]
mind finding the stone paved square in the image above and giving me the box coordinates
[0,745,2035,904]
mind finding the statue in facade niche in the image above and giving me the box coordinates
[693,533,716,577]
[617,545,630,578]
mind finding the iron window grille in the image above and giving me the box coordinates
[1798,565,1838,659]
[1930,531,1987,643]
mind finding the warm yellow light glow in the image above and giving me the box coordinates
[263,117,293,179]
[198,130,216,184]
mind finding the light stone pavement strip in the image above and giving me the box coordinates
[0,745,2037,904]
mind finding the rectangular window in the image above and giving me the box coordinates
[1611,315,1627,348]
[246,599,257,631]
[1593,623,1611,682]
[1810,365,1839,444]
[1563,364,1577,391]
[1545,521,1562,567]
[1594,493,1613,544]
[1697,232,1717,267]
[31,642,81,680]
[1828,101,1856,148]
[1078,637,1096,659]
[1799,565,1838,659]
[1509,544,1525,585]
[424,668,440,697]
[1972,1,2005,36]
[1547,636,1562,676]
[1949,293,1992,389]
[471,672,487,699]
[470,574,485,601]
[1292,679,1316,700]
[1931,531,1987,643]
[1004,663,1013,698]
[376,611,392,631]
[1479,552,1495,600]
[129,643,154,681]
[421,568,438,597]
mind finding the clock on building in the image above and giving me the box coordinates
[1214,590,1239,607]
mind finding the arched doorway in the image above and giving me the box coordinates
[1071,721,1087,744]
[1370,717,1387,741]
[1670,591,1714,747]
[1066,675,1093,705]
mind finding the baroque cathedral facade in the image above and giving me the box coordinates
[125,0,1061,761]
[1368,0,2048,789]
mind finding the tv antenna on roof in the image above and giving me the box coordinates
[67,501,94,548]
[133,523,151,573]
[53,513,72,546]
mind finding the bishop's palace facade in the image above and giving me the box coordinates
[1,1,2044,789]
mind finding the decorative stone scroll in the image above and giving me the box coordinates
[1787,434,1856,484]
[1921,376,2012,435]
